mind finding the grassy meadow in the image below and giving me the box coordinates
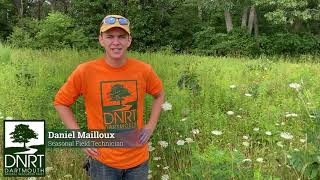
[0,45,320,180]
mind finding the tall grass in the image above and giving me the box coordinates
[0,47,319,179]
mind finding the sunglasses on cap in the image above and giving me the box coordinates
[102,16,129,25]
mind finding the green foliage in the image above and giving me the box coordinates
[35,12,89,49]
[7,27,33,48]
[193,28,258,56]
[258,33,320,55]
[254,0,318,25]
[177,69,201,95]
[0,44,10,64]
[188,145,245,178]
[288,151,320,179]
[7,13,89,49]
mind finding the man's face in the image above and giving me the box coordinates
[99,28,132,61]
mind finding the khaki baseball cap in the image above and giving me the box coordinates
[100,15,130,35]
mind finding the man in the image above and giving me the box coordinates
[54,15,165,179]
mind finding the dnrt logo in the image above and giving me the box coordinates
[3,120,45,176]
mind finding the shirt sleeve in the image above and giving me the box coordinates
[146,65,163,96]
[54,65,84,107]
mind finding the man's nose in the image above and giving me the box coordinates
[112,37,121,45]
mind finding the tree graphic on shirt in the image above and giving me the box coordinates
[109,84,131,105]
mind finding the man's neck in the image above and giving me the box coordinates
[104,54,128,68]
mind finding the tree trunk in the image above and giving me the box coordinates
[197,0,202,21]
[11,0,24,18]
[224,10,233,33]
[23,142,26,148]
[241,6,249,29]
[253,8,259,37]
[63,0,68,14]
[37,0,42,20]
[293,17,302,32]
[247,6,255,34]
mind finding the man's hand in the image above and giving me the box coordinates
[82,148,100,158]
[139,123,155,145]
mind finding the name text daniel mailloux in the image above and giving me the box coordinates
[48,131,115,139]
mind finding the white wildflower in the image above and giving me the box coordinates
[148,142,155,151]
[27,178,36,180]
[280,132,294,140]
[148,170,152,174]
[242,159,252,163]
[242,141,250,147]
[185,138,194,143]
[64,174,72,178]
[276,141,284,148]
[192,129,200,135]
[176,140,185,146]
[153,157,161,161]
[161,101,172,111]
[45,167,54,173]
[148,174,152,179]
[281,122,285,126]
[243,135,249,140]
[180,118,187,122]
[253,127,259,132]
[300,139,306,143]
[245,93,252,97]
[161,174,169,180]
[287,154,292,159]
[211,130,223,136]
[163,166,169,170]
[289,83,301,91]
[265,131,272,136]
[226,111,234,115]
[256,158,264,163]
[236,115,242,118]
[294,148,300,152]
[285,113,298,118]
[230,85,236,89]
[158,141,168,148]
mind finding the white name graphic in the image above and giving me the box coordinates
[48,131,115,139]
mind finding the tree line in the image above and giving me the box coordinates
[1,0,320,56]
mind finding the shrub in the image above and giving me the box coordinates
[7,13,89,49]
[7,27,33,48]
[258,33,320,55]
[193,28,258,56]
[35,12,89,49]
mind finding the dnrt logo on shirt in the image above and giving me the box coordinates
[100,80,138,131]
[3,120,45,176]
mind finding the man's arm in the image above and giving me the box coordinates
[139,90,165,144]
[54,105,99,157]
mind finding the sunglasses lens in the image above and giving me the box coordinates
[105,17,116,24]
[118,18,128,25]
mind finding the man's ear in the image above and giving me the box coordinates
[98,34,104,47]
[127,35,132,48]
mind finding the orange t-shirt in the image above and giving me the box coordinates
[54,57,163,169]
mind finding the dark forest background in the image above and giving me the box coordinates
[1,0,320,56]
